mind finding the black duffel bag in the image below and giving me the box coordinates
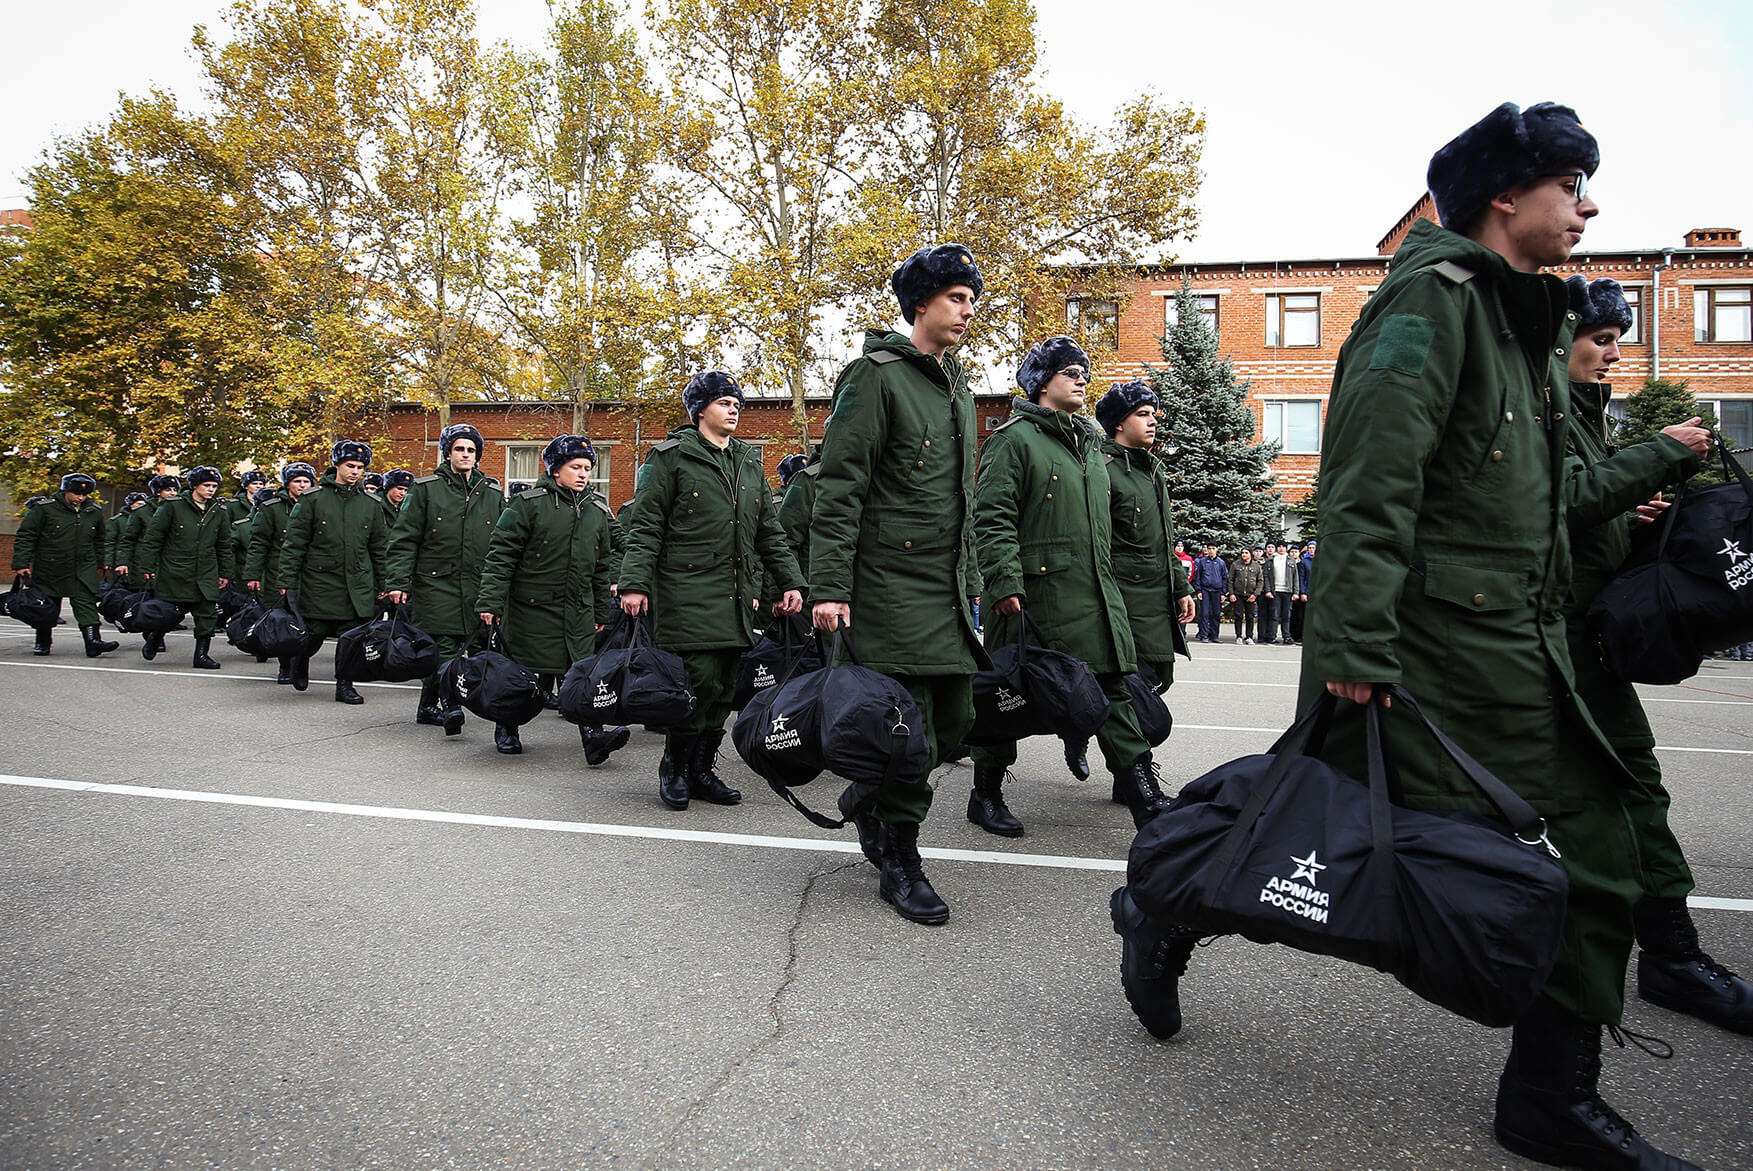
[1126,685,1568,1028]
[441,626,546,727]
[216,579,256,620]
[1126,663,1173,747]
[732,624,930,829]
[5,574,61,628]
[335,602,440,683]
[558,613,695,728]
[250,593,317,658]
[966,609,1109,746]
[1589,437,1753,684]
[733,613,825,710]
[97,581,139,625]
[118,584,185,635]
[225,593,269,657]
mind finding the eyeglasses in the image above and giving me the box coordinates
[1056,366,1089,382]
[1541,170,1589,202]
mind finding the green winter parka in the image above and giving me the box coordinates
[476,474,615,673]
[224,495,254,575]
[974,398,1136,675]
[138,491,235,603]
[113,499,161,578]
[105,503,144,573]
[383,464,504,638]
[243,489,298,597]
[12,492,106,596]
[278,470,389,621]
[1102,437,1194,667]
[778,458,821,587]
[618,426,803,652]
[808,330,987,675]
[1561,380,1698,751]
[588,487,625,583]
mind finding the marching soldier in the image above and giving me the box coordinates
[476,435,627,762]
[225,470,267,577]
[619,372,804,811]
[382,469,414,515]
[244,462,317,684]
[137,466,235,669]
[105,492,148,583]
[278,441,390,702]
[111,473,181,657]
[807,244,990,925]
[969,340,1170,835]
[1559,276,1749,1035]
[384,425,502,734]
[10,472,117,658]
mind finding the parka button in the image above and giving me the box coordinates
[1506,411,1514,422]
[916,461,924,468]
[904,541,912,548]
[1491,450,1504,462]
[1555,412,1564,421]
[1046,493,1053,499]
[1473,593,1486,606]
[924,440,931,447]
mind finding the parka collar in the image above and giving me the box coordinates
[320,467,361,496]
[434,461,483,490]
[1100,435,1157,471]
[1010,396,1096,453]
[862,328,957,389]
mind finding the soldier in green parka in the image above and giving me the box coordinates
[1094,378,1195,788]
[244,463,317,684]
[278,441,390,703]
[384,426,502,735]
[10,473,118,658]
[112,474,180,593]
[105,492,148,582]
[778,440,825,587]
[224,470,267,576]
[477,435,628,763]
[808,244,991,926]
[970,338,1168,836]
[619,372,805,811]
[1115,103,1705,1171]
[1559,276,1749,1037]
[137,466,235,669]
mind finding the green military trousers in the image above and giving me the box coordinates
[870,674,977,825]
[677,648,743,736]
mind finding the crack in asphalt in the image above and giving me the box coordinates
[240,719,407,758]
[641,858,865,1166]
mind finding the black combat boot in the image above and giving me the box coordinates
[658,734,690,810]
[581,723,631,767]
[690,730,741,805]
[967,764,1023,837]
[1109,886,1198,1040]
[80,625,118,658]
[442,693,465,736]
[291,654,310,691]
[851,811,885,867]
[191,637,221,670]
[494,721,522,754]
[141,631,158,660]
[1635,896,1753,1035]
[1495,999,1700,1170]
[1114,755,1173,830]
[539,673,561,711]
[1063,735,1092,781]
[415,679,446,726]
[878,820,948,925]
[32,627,52,656]
[275,656,293,685]
[335,678,364,705]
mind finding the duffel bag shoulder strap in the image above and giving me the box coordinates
[1387,685,1560,858]
[1710,429,1753,498]
[1211,692,1340,879]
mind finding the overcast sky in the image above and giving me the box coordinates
[4,0,1750,262]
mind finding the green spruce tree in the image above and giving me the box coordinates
[1613,378,1723,488]
[1287,473,1322,542]
[1147,282,1283,549]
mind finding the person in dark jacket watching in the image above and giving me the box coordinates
[1190,545,1227,642]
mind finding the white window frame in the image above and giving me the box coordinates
[504,444,543,485]
[1696,398,1753,450]
[1265,292,1321,348]
[1695,286,1753,343]
[1261,399,1323,454]
[1164,293,1220,336]
[1067,298,1120,350]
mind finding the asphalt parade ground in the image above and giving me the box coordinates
[1,622,1749,1170]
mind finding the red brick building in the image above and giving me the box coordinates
[1077,197,1753,530]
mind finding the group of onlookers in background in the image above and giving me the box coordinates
[1180,539,1314,645]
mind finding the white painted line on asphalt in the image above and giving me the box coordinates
[0,660,417,688]
[1656,745,1753,755]
[1171,679,1299,689]
[1639,697,1753,706]
[1180,723,1285,734]
[0,774,1126,873]
[1691,897,1753,913]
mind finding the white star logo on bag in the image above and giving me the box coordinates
[1290,850,1327,886]
[1717,539,1747,564]
[596,680,611,696]
[771,712,790,733]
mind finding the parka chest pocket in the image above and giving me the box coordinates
[662,541,726,572]
[877,517,952,553]
[1114,552,1164,585]
[1466,404,1533,491]
[1020,541,1076,578]
[1419,561,1531,613]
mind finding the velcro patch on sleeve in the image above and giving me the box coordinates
[1369,314,1437,377]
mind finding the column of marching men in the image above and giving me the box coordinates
[10,97,1753,1171]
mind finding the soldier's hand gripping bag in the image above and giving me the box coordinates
[439,626,546,727]
[119,584,186,635]
[966,609,1109,745]
[5,574,61,628]
[732,625,930,829]
[250,591,316,658]
[336,602,439,683]
[224,592,268,656]
[1126,664,1173,747]
[216,579,255,620]
[732,613,825,710]
[558,613,695,728]
[1590,438,1753,683]
[1125,686,1568,1027]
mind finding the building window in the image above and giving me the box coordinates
[1695,286,1752,343]
[505,444,542,485]
[1262,400,1322,453]
[1067,298,1120,350]
[1165,293,1219,336]
[589,443,613,497]
[1697,400,1753,450]
[1265,293,1321,347]
[1620,287,1643,345]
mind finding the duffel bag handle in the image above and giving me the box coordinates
[1710,429,1753,497]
